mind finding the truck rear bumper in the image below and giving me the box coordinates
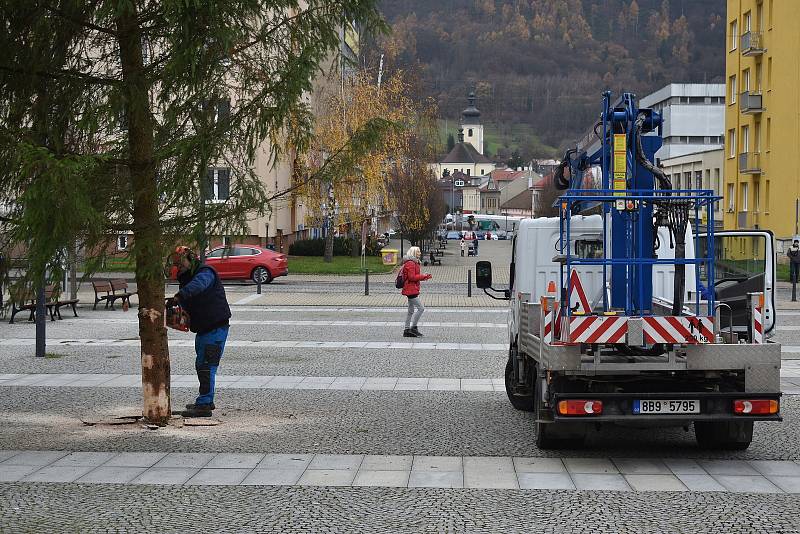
[551,391,782,423]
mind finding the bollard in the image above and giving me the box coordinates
[35,281,46,358]
[468,269,472,297]
[364,269,369,296]
[257,280,262,295]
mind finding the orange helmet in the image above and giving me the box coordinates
[165,246,197,279]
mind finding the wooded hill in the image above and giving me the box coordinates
[376,0,726,160]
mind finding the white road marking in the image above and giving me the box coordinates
[227,306,509,314]
[49,318,506,328]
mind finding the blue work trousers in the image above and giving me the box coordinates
[194,326,229,406]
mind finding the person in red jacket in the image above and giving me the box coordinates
[401,246,432,337]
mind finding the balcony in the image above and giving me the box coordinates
[739,152,761,174]
[739,91,764,114]
[741,31,765,56]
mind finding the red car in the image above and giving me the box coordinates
[205,245,288,284]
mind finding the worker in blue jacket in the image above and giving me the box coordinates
[168,246,231,417]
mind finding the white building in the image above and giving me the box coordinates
[660,148,724,228]
[639,83,725,160]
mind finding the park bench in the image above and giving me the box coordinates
[92,281,114,309]
[110,279,136,309]
[428,251,441,266]
[8,286,36,324]
[45,284,79,320]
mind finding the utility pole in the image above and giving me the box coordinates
[35,272,46,358]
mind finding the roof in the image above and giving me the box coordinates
[440,142,493,165]
[490,169,526,182]
[500,188,533,210]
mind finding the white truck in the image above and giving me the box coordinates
[476,215,781,449]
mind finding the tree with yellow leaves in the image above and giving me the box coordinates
[302,69,423,262]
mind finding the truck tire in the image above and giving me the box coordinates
[694,421,753,450]
[533,361,586,449]
[504,352,535,412]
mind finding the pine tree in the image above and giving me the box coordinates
[0,0,386,424]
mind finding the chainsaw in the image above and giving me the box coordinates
[165,299,190,332]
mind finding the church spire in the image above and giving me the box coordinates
[461,91,481,124]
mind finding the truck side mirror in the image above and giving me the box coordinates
[476,261,492,288]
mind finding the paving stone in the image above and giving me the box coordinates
[426,378,461,391]
[767,476,800,493]
[463,457,517,488]
[256,454,313,470]
[77,466,148,484]
[394,378,429,391]
[52,452,119,467]
[749,460,800,477]
[131,468,199,485]
[625,474,688,492]
[153,453,216,468]
[513,457,566,473]
[360,455,413,471]
[714,475,783,493]
[408,471,464,488]
[0,465,41,482]
[676,474,727,492]
[205,453,264,469]
[1,451,70,466]
[353,470,410,487]
[102,452,168,468]
[699,460,760,476]
[571,473,631,491]
[613,458,672,475]
[412,456,462,472]
[186,468,252,486]
[564,458,619,474]
[297,469,356,486]
[517,472,575,490]
[663,458,706,475]
[23,465,95,483]
[241,468,305,486]
[307,454,363,471]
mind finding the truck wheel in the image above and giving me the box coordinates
[534,361,586,449]
[504,353,535,412]
[694,421,753,450]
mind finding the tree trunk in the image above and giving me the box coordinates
[323,221,334,262]
[117,7,170,424]
[68,242,77,300]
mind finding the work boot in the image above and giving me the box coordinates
[411,327,423,337]
[403,328,415,337]
[186,402,215,411]
[181,404,213,418]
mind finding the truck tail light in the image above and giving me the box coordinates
[557,399,603,416]
[733,399,779,415]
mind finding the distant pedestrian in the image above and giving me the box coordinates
[400,246,432,337]
[789,240,800,283]
[167,246,231,417]
[460,238,466,257]
[473,236,479,255]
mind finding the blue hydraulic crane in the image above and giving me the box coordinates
[553,91,718,322]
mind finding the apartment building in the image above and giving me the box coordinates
[661,148,724,228]
[639,83,725,160]
[724,0,800,246]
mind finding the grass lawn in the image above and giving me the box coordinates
[288,255,396,275]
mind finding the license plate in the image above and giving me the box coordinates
[633,399,700,414]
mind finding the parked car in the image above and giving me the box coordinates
[205,245,288,284]
[446,231,462,240]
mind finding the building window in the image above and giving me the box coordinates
[740,182,749,211]
[696,170,703,190]
[765,180,770,212]
[744,11,751,32]
[729,75,737,104]
[117,235,128,251]
[767,57,772,90]
[769,0,773,28]
[766,118,771,150]
[754,181,760,212]
[756,62,762,91]
[468,128,473,136]
[741,125,749,153]
[727,183,735,211]
[754,121,761,152]
[205,168,231,201]
[730,19,738,51]
[728,128,736,158]
[742,68,750,92]
[683,172,691,190]
[466,169,470,176]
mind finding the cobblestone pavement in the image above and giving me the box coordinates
[2,483,797,533]
[2,281,800,531]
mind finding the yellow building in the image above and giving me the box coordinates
[725,0,800,247]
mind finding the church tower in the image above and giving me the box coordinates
[461,91,484,155]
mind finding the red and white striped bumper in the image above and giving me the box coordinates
[564,315,715,345]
